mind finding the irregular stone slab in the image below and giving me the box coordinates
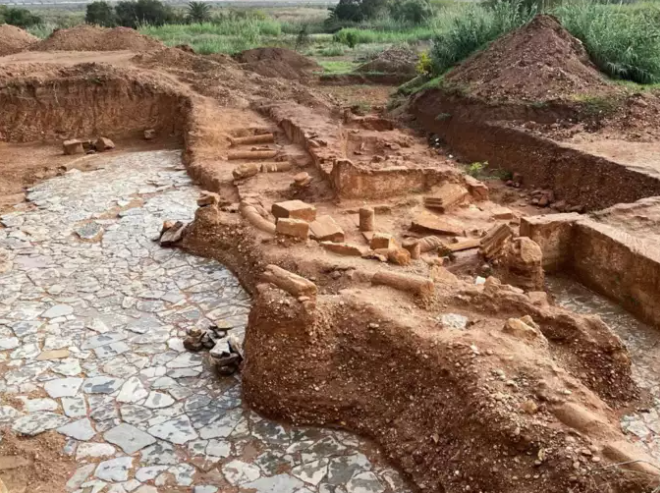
[95,456,134,482]
[144,391,175,409]
[42,304,74,318]
[242,474,305,493]
[166,352,203,369]
[117,376,149,404]
[44,377,83,398]
[52,358,82,377]
[136,465,169,482]
[148,415,198,444]
[206,439,231,458]
[82,332,128,350]
[169,463,196,486]
[104,423,157,454]
[18,398,58,413]
[83,376,124,394]
[223,459,261,485]
[140,442,178,466]
[75,222,104,240]
[194,486,219,493]
[67,464,96,491]
[0,406,22,425]
[292,459,329,486]
[76,442,117,460]
[57,418,96,441]
[37,348,70,361]
[198,409,242,439]
[0,337,20,350]
[13,412,69,436]
[12,320,42,337]
[327,454,371,485]
[120,405,153,426]
[346,471,384,493]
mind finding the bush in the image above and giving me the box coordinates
[389,0,432,25]
[86,1,116,27]
[555,0,660,84]
[115,0,174,28]
[430,0,535,75]
[328,0,388,23]
[0,6,42,28]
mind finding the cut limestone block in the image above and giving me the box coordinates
[272,200,317,222]
[95,137,115,152]
[464,175,489,201]
[261,265,317,298]
[63,139,84,155]
[480,224,514,260]
[310,215,344,243]
[144,129,156,140]
[321,242,365,256]
[423,183,469,213]
[370,233,393,250]
[276,218,309,239]
[197,191,220,207]
[410,213,465,236]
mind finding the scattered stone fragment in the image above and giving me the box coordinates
[292,172,312,188]
[197,191,220,207]
[479,223,514,260]
[233,162,260,180]
[159,221,186,246]
[464,175,489,201]
[440,313,468,330]
[321,242,365,257]
[143,129,156,140]
[75,222,104,240]
[95,137,115,152]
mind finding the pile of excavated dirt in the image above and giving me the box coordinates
[29,25,163,52]
[357,46,418,77]
[0,24,38,57]
[234,47,321,81]
[446,14,613,102]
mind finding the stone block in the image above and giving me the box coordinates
[63,139,84,155]
[310,215,344,242]
[276,218,309,239]
[370,233,393,250]
[321,242,365,256]
[95,137,115,152]
[424,183,469,213]
[272,200,317,222]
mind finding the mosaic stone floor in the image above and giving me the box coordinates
[0,150,409,493]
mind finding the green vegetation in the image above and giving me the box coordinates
[14,0,660,87]
[0,5,42,28]
[555,0,660,84]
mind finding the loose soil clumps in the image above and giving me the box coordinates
[235,47,321,81]
[0,24,38,57]
[357,46,418,78]
[29,25,163,52]
[446,14,612,102]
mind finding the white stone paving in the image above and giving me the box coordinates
[0,150,410,493]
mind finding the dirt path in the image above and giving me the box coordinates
[0,149,408,493]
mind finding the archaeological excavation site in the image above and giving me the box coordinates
[2,12,660,493]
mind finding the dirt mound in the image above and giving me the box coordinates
[446,14,613,102]
[357,46,418,76]
[235,47,321,81]
[29,25,163,52]
[0,24,38,57]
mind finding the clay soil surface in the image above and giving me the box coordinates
[0,25,37,57]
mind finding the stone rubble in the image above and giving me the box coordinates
[0,150,408,493]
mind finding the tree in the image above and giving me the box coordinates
[115,0,174,28]
[1,6,42,28]
[389,0,432,24]
[187,2,211,23]
[86,1,116,27]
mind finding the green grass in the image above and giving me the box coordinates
[317,60,357,74]
[555,0,660,84]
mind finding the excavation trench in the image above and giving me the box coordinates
[0,149,409,493]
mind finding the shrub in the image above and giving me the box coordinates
[0,6,42,28]
[554,0,660,84]
[86,1,116,27]
[115,0,174,28]
[187,2,211,23]
[416,50,433,75]
[328,0,388,23]
[389,0,432,25]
